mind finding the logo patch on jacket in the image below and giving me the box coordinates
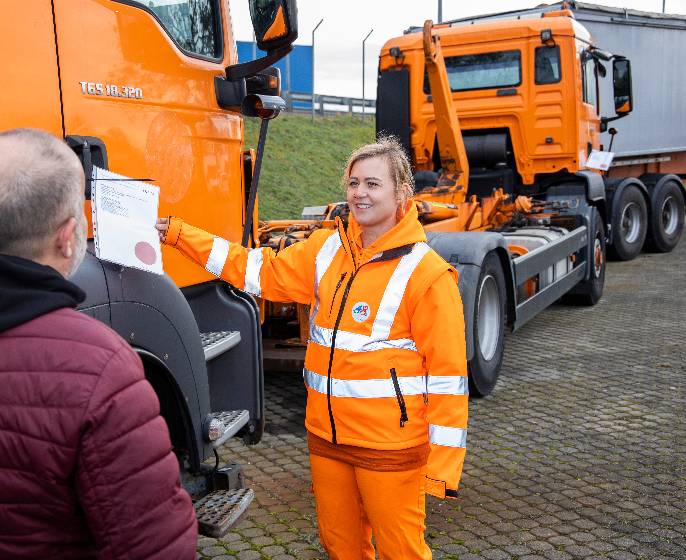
[351,302,371,323]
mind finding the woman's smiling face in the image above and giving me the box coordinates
[346,156,399,242]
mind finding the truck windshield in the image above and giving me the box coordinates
[427,50,521,92]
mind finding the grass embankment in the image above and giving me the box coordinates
[244,114,375,220]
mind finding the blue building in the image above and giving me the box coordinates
[237,41,313,96]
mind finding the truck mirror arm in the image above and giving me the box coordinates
[600,113,628,133]
[242,117,271,247]
[225,46,293,82]
[590,47,613,61]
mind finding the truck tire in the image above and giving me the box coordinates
[608,184,647,261]
[468,252,506,398]
[414,170,439,192]
[566,207,605,306]
[645,180,684,253]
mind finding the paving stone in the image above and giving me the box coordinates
[260,544,286,556]
[227,541,251,552]
[236,551,261,560]
[481,548,512,560]
[201,546,229,557]
[607,551,638,560]
[196,245,686,559]
[530,527,558,539]
[543,551,574,560]
[249,535,274,547]
[441,543,470,555]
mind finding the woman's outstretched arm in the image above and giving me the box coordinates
[157,217,331,304]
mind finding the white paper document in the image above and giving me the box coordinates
[91,166,163,275]
[585,150,614,171]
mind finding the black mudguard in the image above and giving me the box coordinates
[72,246,208,471]
[426,232,514,363]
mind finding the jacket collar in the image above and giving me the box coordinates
[0,253,85,332]
[337,202,425,267]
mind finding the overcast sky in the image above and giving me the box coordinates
[229,0,686,98]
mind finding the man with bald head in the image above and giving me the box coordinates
[0,128,197,559]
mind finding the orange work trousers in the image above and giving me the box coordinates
[309,453,432,560]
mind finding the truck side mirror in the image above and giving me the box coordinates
[613,58,633,115]
[223,0,298,83]
[250,0,298,52]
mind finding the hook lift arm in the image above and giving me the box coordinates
[422,20,470,194]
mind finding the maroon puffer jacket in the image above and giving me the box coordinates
[0,308,198,558]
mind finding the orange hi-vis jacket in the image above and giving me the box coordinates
[164,204,468,498]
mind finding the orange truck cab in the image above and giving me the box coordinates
[377,3,685,262]
[1,0,298,536]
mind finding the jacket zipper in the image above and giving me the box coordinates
[326,268,359,444]
[328,272,347,318]
[390,368,409,428]
[323,232,415,443]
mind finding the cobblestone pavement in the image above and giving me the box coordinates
[199,242,686,560]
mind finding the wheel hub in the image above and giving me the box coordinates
[661,195,679,236]
[477,275,501,362]
[620,201,641,244]
[593,237,603,278]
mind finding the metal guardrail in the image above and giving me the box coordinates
[285,92,375,116]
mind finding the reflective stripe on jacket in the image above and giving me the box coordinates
[164,204,468,498]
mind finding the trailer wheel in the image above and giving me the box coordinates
[645,180,684,253]
[608,185,647,261]
[468,252,506,398]
[566,207,605,306]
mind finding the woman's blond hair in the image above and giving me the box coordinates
[343,136,414,207]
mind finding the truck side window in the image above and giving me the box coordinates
[124,0,222,59]
[581,53,598,109]
[535,46,561,85]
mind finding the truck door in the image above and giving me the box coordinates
[0,5,63,134]
[579,49,601,159]
[52,0,244,288]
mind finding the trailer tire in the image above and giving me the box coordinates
[645,180,684,253]
[565,207,605,306]
[608,184,647,261]
[468,252,506,398]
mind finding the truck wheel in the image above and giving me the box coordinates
[413,170,439,192]
[645,180,684,253]
[468,252,506,398]
[567,207,605,306]
[608,185,647,261]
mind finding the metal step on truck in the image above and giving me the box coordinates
[1,0,298,537]
[260,2,685,397]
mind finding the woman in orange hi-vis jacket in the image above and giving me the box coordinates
[157,137,468,560]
